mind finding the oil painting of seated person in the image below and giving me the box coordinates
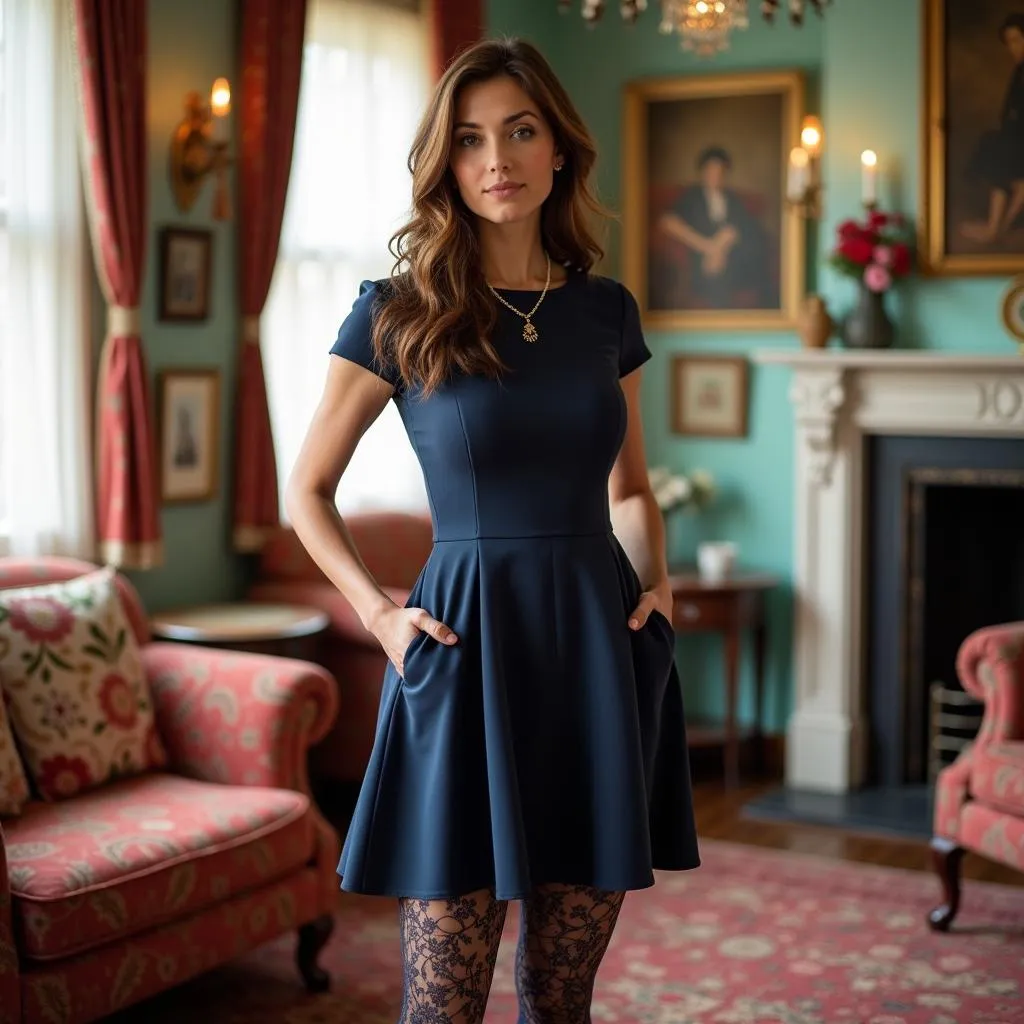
[957,12,1024,249]
[653,146,777,312]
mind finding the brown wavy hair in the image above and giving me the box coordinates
[372,36,611,395]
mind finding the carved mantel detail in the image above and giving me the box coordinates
[789,369,845,487]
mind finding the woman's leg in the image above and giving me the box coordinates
[514,883,626,1024]
[398,887,508,1024]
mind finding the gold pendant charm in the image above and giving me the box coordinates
[522,319,539,343]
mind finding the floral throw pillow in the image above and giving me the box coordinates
[0,690,31,815]
[0,567,166,801]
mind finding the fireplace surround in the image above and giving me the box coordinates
[752,350,1024,793]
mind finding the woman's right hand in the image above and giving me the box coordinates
[373,604,458,678]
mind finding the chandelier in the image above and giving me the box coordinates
[561,0,832,55]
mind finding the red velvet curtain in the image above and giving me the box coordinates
[429,0,483,77]
[71,0,161,569]
[232,0,308,552]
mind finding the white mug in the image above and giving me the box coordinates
[697,541,738,582]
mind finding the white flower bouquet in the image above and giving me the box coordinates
[648,465,715,515]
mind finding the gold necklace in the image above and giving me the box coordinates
[487,253,551,343]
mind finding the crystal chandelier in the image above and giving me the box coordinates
[670,1,748,56]
[560,0,832,55]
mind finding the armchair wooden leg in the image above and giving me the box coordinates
[297,913,335,992]
[928,836,965,932]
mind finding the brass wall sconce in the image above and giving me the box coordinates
[169,78,232,221]
[787,115,824,219]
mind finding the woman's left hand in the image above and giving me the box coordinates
[628,580,674,630]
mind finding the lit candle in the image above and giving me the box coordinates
[787,146,809,202]
[800,116,824,159]
[210,77,231,143]
[861,149,878,206]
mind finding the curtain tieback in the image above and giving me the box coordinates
[107,305,141,337]
[242,315,261,344]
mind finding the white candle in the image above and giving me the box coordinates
[210,77,231,144]
[787,146,809,202]
[861,149,878,205]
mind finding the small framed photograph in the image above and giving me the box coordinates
[158,227,212,321]
[671,355,749,438]
[157,369,220,503]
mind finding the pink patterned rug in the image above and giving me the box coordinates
[123,839,1024,1023]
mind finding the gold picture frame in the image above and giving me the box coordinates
[922,0,1024,275]
[157,368,221,504]
[623,68,805,332]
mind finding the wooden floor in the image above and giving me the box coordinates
[694,775,1024,887]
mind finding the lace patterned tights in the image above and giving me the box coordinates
[397,883,625,1024]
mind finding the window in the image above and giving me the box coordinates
[264,0,431,517]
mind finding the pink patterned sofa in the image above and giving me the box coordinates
[930,621,1024,930]
[0,558,341,1024]
[247,511,433,786]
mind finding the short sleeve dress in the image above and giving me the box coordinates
[330,268,700,900]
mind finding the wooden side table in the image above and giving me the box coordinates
[666,570,779,788]
[150,602,330,661]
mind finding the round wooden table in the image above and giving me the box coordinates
[666,569,780,788]
[150,602,330,661]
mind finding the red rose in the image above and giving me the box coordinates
[868,210,889,230]
[6,597,74,644]
[38,754,93,798]
[891,243,911,276]
[839,237,875,265]
[98,673,139,730]
[837,219,862,240]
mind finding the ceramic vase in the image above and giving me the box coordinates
[841,283,894,349]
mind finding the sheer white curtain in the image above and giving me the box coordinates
[264,0,430,517]
[0,0,92,557]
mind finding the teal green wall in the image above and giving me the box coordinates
[487,0,1020,734]
[120,0,243,612]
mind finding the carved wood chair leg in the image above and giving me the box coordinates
[928,836,965,932]
[297,913,335,992]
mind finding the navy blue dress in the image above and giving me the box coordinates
[330,268,700,900]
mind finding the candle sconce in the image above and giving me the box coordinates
[786,115,824,219]
[169,78,232,221]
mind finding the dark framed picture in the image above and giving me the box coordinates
[158,227,212,320]
[157,369,220,503]
[924,0,1024,274]
[623,69,805,331]
[670,355,749,438]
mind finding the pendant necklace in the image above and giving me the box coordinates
[487,253,551,343]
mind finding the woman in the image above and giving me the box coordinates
[657,146,772,309]
[961,13,1024,245]
[286,36,699,1024]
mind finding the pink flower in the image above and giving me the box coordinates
[864,263,892,293]
[873,245,893,267]
[6,597,74,643]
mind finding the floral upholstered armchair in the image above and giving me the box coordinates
[930,621,1024,930]
[0,557,341,1024]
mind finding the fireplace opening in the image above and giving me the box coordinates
[867,437,1024,788]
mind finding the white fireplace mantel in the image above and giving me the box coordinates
[752,349,1024,793]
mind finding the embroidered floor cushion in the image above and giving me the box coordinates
[0,690,31,815]
[4,773,313,958]
[0,566,166,801]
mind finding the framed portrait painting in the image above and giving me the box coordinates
[670,355,749,438]
[623,69,805,331]
[924,0,1024,274]
[158,227,212,321]
[157,369,220,503]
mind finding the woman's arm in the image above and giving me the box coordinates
[608,369,673,628]
[284,357,457,668]
[658,211,718,255]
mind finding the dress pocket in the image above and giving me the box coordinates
[399,630,428,682]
